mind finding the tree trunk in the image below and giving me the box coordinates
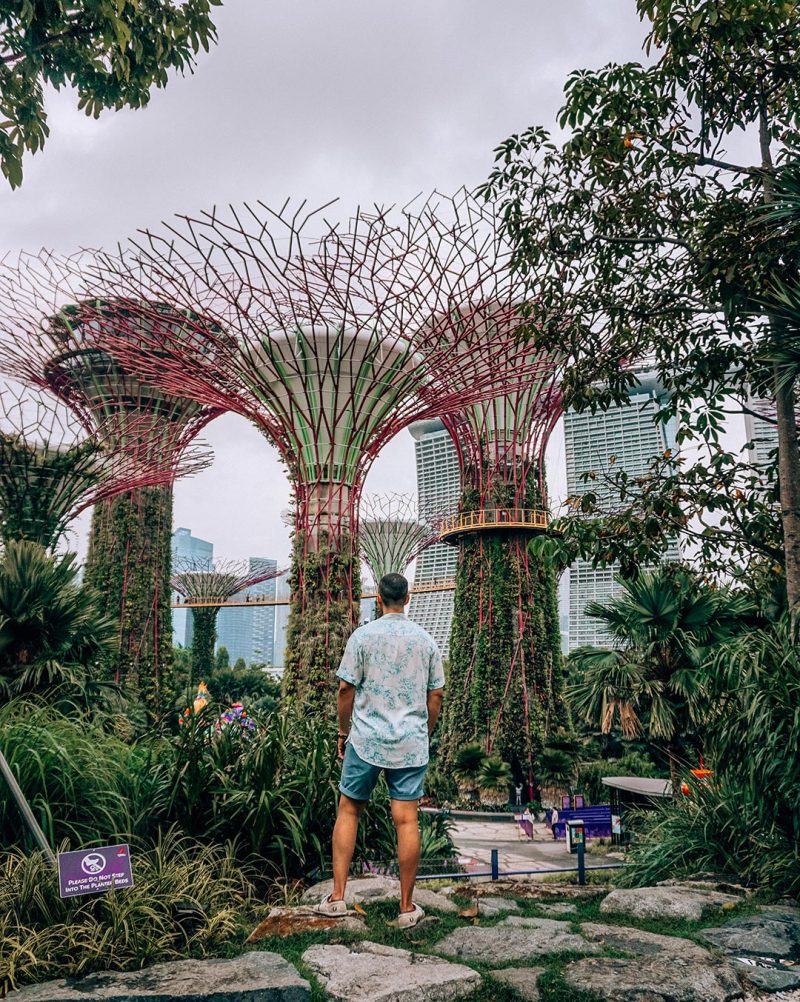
[774,361,800,616]
[666,741,681,800]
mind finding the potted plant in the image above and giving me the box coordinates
[477,755,513,807]
[454,742,486,801]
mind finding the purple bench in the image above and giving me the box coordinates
[546,805,612,840]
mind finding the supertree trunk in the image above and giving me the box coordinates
[190,606,219,684]
[85,485,174,714]
[442,472,567,795]
[282,529,361,714]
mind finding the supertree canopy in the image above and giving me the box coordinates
[0,253,218,714]
[359,493,436,600]
[74,193,549,712]
[438,319,570,795]
[172,558,286,683]
[0,382,203,551]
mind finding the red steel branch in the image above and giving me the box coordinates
[0,252,218,483]
[65,192,563,551]
[0,381,204,547]
[172,558,287,604]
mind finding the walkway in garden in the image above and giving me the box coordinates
[449,815,619,874]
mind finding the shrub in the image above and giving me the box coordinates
[625,616,800,894]
[0,831,255,996]
[0,698,155,849]
[622,775,800,895]
[0,541,116,702]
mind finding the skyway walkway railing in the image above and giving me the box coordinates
[171,578,457,608]
[438,507,550,542]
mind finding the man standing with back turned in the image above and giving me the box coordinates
[314,572,445,929]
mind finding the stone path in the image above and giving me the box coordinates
[11,876,800,1002]
[302,942,480,1002]
[436,915,601,965]
[6,953,310,1001]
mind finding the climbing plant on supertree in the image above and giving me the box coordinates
[84,193,550,714]
[438,327,569,797]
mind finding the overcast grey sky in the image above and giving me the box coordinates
[0,1,648,566]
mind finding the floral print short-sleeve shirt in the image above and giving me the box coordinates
[336,613,445,768]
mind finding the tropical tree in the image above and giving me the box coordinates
[0,0,220,187]
[0,540,116,699]
[483,0,800,609]
[623,615,800,893]
[569,566,747,790]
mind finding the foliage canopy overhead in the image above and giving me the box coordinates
[0,0,220,187]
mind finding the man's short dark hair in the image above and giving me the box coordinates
[378,573,409,607]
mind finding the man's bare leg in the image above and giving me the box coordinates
[330,793,365,901]
[391,798,420,913]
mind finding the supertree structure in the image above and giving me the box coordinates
[358,493,436,601]
[0,253,219,713]
[172,558,286,683]
[437,315,570,795]
[75,194,550,712]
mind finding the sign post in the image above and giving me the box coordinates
[57,844,134,898]
[0,748,56,868]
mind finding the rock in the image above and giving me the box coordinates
[581,923,721,961]
[435,916,599,966]
[489,967,544,1000]
[563,955,743,1002]
[734,963,800,993]
[476,896,521,918]
[537,902,578,917]
[701,907,800,960]
[599,885,742,922]
[487,880,607,901]
[246,906,366,941]
[302,941,481,1001]
[6,953,310,1001]
[301,876,458,914]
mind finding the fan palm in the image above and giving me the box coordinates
[0,540,116,699]
[477,755,512,806]
[569,566,747,791]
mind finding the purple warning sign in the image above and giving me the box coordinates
[57,844,134,898]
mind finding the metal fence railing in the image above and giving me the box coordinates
[316,845,624,887]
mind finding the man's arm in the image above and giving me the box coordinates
[337,680,356,759]
[427,687,444,737]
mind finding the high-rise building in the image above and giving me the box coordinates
[216,557,278,665]
[171,527,213,648]
[407,419,460,656]
[744,394,780,470]
[563,368,678,650]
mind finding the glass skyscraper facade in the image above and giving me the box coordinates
[563,368,678,650]
[216,557,278,666]
[744,394,780,471]
[171,527,213,648]
[407,418,460,656]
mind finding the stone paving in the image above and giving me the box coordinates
[10,868,800,1002]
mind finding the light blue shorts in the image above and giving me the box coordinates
[339,742,427,802]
